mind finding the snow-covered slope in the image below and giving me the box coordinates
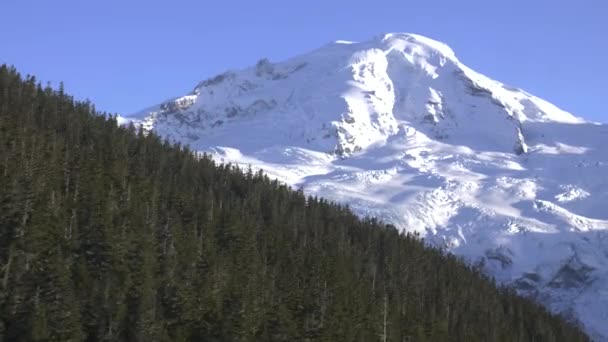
[126,33,608,340]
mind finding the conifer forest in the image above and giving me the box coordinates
[0,65,590,341]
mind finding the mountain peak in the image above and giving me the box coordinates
[379,32,458,61]
[127,32,537,156]
[125,33,608,339]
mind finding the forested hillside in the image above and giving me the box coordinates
[0,65,589,341]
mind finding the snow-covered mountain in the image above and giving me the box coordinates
[125,33,608,340]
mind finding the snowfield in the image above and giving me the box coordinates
[125,33,608,340]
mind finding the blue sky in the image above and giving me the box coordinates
[1,0,607,122]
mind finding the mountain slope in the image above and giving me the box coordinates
[127,33,608,340]
[0,64,590,341]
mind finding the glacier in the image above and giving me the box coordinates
[125,33,608,340]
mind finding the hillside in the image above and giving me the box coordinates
[0,65,591,341]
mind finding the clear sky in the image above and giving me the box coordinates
[1,0,607,122]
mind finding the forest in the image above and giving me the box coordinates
[0,64,589,341]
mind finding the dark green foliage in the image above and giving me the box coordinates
[0,64,589,341]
